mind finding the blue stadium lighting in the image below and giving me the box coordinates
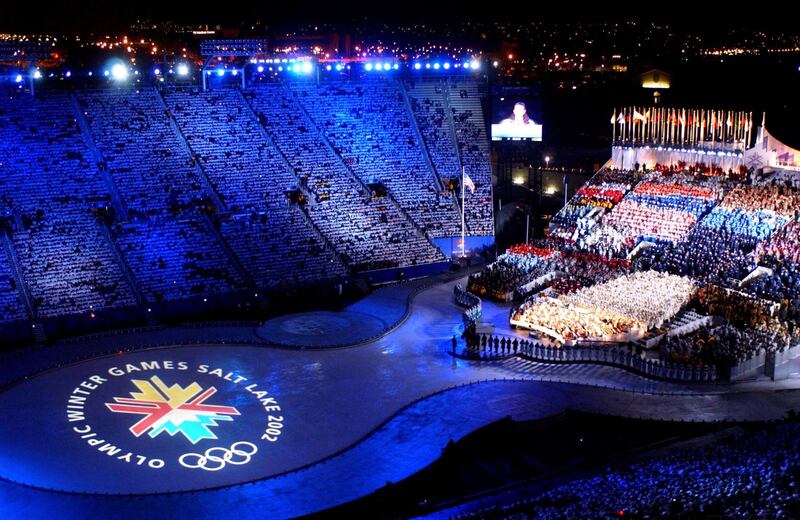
[232,69,238,76]
[14,74,23,83]
[176,63,190,76]
[414,62,422,70]
[433,63,440,70]
[217,68,225,77]
[365,63,374,71]
[383,63,391,71]
[325,65,332,71]
[154,68,161,75]
[292,64,301,73]
[103,70,110,77]
[278,66,283,71]
[393,63,399,70]
[470,59,480,69]
[463,62,471,69]
[335,64,344,71]
[33,70,42,79]
[256,65,264,73]
[65,70,71,78]
[425,63,431,69]
[110,63,129,81]
[443,62,451,70]
[302,62,313,73]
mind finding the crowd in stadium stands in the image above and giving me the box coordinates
[219,213,347,288]
[405,81,461,182]
[77,88,204,215]
[163,87,344,285]
[248,82,446,269]
[113,217,246,303]
[749,264,800,320]
[288,79,461,238]
[455,421,800,519]
[449,80,494,235]
[0,249,26,321]
[601,178,721,245]
[1,77,496,324]
[758,220,800,264]
[661,323,795,368]
[0,92,138,318]
[641,226,758,285]
[15,219,137,318]
[468,243,631,300]
[550,168,637,235]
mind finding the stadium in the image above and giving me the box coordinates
[2,22,800,520]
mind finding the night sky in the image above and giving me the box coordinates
[3,1,793,33]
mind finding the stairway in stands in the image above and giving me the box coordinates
[1,227,34,318]
[69,94,129,219]
[236,87,350,274]
[96,219,146,307]
[154,88,227,213]
[199,212,256,290]
[400,79,463,218]
[286,82,442,248]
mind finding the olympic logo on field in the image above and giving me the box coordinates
[179,441,258,472]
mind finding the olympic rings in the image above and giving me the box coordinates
[179,441,258,471]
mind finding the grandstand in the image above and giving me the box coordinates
[0,76,495,338]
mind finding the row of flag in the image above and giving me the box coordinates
[611,107,754,149]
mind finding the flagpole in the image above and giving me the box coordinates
[461,166,466,258]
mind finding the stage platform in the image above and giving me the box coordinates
[255,281,418,348]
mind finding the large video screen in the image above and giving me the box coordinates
[491,87,543,142]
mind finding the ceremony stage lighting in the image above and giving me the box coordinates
[176,63,190,76]
[110,63,129,81]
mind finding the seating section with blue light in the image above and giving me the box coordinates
[162,87,296,212]
[14,219,137,318]
[448,80,494,235]
[112,216,246,303]
[77,88,205,216]
[0,92,136,319]
[246,81,445,270]
[0,247,27,321]
[162,87,344,285]
[0,76,496,325]
[219,213,347,289]
[287,78,462,238]
[0,92,110,218]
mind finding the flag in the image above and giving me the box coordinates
[633,110,646,122]
[616,113,625,124]
[463,172,476,194]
